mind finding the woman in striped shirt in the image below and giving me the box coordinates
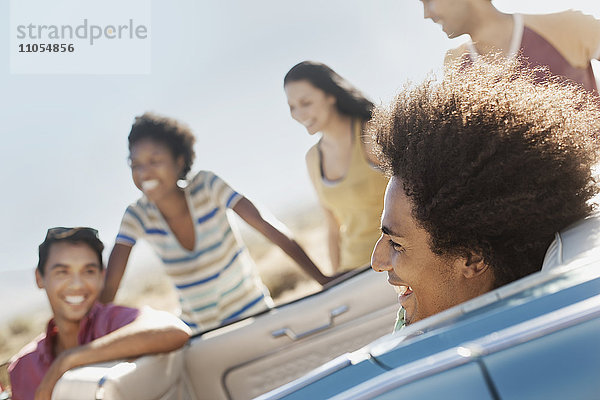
[99,112,332,333]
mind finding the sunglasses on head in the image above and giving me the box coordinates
[44,227,99,241]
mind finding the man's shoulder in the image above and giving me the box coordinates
[7,336,46,400]
[8,332,46,374]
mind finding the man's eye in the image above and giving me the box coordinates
[389,239,404,252]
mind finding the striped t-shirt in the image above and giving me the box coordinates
[116,170,271,333]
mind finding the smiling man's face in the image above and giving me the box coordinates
[371,177,489,325]
[36,241,104,329]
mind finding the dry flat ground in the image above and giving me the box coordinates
[0,206,331,389]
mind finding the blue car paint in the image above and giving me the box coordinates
[375,274,600,369]
[373,362,495,400]
[264,263,600,399]
[280,358,386,400]
[483,316,600,400]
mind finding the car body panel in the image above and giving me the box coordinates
[372,362,494,400]
[184,267,397,399]
[484,316,600,399]
[50,349,186,400]
[325,292,600,400]
[258,260,600,399]
[222,307,392,399]
[274,359,385,400]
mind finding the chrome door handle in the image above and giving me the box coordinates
[271,305,349,341]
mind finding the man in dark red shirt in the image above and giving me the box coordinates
[8,227,190,400]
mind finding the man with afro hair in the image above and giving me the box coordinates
[369,58,600,329]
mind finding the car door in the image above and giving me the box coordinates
[183,267,398,400]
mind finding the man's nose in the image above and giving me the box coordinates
[371,236,391,273]
[69,273,84,289]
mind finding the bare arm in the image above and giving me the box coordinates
[99,243,132,304]
[233,197,332,285]
[323,206,341,273]
[34,307,190,400]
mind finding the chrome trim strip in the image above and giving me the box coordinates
[331,348,473,400]
[557,231,564,265]
[252,354,354,400]
[469,293,600,356]
[271,305,349,341]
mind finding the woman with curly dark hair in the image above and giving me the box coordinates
[369,58,600,330]
[99,113,333,333]
[284,61,389,273]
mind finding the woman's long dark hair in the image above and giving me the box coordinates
[284,61,374,120]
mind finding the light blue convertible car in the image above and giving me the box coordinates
[257,216,600,400]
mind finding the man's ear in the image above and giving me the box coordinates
[35,269,45,289]
[458,252,489,279]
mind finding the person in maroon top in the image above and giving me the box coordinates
[8,227,190,400]
[418,0,600,93]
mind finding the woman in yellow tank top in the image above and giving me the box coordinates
[284,61,389,273]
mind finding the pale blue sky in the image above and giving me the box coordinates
[1,0,599,321]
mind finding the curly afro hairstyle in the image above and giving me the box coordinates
[369,57,600,288]
[128,112,196,180]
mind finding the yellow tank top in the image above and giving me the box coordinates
[306,119,389,271]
